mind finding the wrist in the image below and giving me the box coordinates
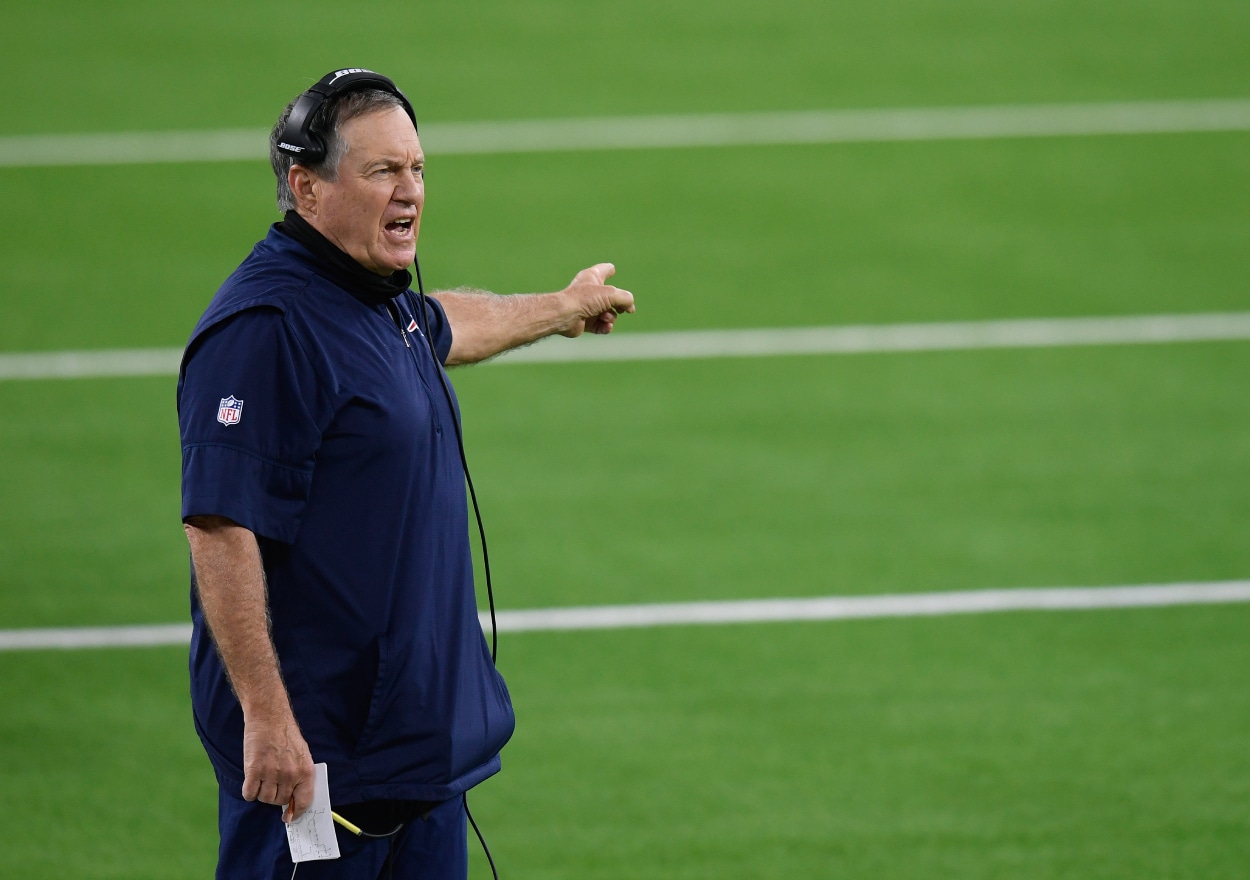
[239,687,296,724]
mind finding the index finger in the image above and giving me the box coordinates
[609,287,635,314]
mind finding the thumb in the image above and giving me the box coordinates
[575,263,615,286]
[284,775,316,823]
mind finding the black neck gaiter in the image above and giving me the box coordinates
[276,210,412,307]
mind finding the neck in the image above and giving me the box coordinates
[276,210,412,306]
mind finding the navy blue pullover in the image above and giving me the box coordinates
[178,223,514,805]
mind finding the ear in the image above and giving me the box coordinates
[288,165,319,213]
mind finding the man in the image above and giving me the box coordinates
[178,70,634,879]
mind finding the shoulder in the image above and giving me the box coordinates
[192,230,313,334]
[183,227,333,376]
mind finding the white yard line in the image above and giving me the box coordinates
[2,98,1248,168]
[0,623,195,651]
[0,347,184,381]
[3,581,1248,651]
[2,312,1248,381]
[497,311,1250,364]
[488,581,1250,633]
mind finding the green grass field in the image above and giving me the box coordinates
[2,1,1249,876]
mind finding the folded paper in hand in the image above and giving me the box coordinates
[285,762,341,863]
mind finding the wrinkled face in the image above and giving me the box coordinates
[298,105,424,275]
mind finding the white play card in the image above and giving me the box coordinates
[285,762,341,863]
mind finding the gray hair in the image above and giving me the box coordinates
[269,88,406,213]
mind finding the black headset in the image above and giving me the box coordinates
[275,68,417,164]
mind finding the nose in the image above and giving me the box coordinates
[395,167,423,205]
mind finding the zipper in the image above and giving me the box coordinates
[385,300,442,434]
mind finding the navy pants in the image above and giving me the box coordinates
[216,789,468,880]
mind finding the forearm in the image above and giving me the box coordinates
[432,289,573,365]
[184,514,315,818]
[184,516,293,722]
[432,264,634,365]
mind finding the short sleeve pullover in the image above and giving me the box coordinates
[177,226,513,805]
[180,308,327,543]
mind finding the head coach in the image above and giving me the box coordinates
[177,69,634,878]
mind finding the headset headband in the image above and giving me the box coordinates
[276,68,417,164]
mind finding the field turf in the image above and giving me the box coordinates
[1,1,1248,876]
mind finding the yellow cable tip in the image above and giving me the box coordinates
[331,811,363,836]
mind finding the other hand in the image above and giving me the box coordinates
[558,263,635,338]
[241,714,316,823]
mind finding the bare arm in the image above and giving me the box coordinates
[184,515,315,822]
[434,263,635,366]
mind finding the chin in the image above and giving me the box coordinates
[386,251,417,272]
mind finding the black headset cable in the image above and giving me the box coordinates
[411,255,498,664]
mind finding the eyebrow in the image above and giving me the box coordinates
[365,155,424,171]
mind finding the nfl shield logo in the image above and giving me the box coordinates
[217,396,243,426]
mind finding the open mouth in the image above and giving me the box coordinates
[385,218,414,236]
